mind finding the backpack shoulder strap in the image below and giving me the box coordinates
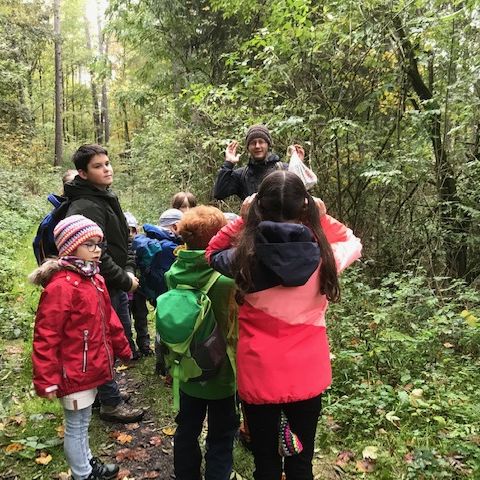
[200,271,221,295]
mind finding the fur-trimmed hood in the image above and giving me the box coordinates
[28,259,62,287]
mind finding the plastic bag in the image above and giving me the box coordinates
[288,150,317,190]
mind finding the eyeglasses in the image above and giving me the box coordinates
[81,241,107,252]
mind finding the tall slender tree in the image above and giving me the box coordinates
[53,0,63,166]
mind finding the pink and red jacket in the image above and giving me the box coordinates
[206,214,362,405]
[30,260,132,398]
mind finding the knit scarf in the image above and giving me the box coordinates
[58,256,99,277]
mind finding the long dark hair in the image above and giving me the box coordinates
[232,170,340,303]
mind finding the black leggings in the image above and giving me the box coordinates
[243,395,322,480]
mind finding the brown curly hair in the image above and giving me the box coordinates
[177,206,227,250]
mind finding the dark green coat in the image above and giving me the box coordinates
[64,177,134,292]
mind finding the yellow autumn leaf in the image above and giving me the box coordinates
[162,426,177,436]
[116,364,129,372]
[460,310,478,327]
[116,433,133,444]
[35,452,53,465]
[5,442,24,453]
[56,424,64,438]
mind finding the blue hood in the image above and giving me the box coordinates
[251,221,320,292]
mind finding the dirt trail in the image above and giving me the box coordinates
[94,360,175,480]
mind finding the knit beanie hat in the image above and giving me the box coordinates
[124,212,138,229]
[54,215,104,257]
[158,208,183,228]
[245,124,272,147]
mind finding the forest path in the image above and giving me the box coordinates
[92,357,176,480]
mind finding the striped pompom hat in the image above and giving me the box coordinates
[54,215,104,257]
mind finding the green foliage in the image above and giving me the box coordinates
[318,267,480,477]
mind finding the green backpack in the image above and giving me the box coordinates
[155,271,227,408]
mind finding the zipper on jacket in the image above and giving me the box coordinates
[93,279,114,378]
[82,329,89,373]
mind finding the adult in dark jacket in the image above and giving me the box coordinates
[64,144,144,424]
[213,124,305,201]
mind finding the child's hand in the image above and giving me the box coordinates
[313,197,327,217]
[46,392,57,401]
[240,193,257,219]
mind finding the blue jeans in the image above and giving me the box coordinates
[97,288,131,407]
[64,406,93,480]
[174,392,239,480]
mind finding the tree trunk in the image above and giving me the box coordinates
[71,66,76,138]
[84,13,102,143]
[393,17,468,277]
[97,3,109,144]
[53,0,63,166]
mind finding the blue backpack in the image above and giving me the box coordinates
[132,224,181,301]
[33,194,70,265]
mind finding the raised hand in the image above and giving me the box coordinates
[225,140,241,164]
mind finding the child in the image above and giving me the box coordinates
[166,206,239,480]
[171,191,197,212]
[132,208,184,374]
[206,171,362,480]
[30,215,132,480]
[124,212,151,358]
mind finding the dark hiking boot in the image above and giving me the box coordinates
[90,457,119,479]
[131,348,142,360]
[139,346,154,356]
[92,390,130,409]
[99,401,144,423]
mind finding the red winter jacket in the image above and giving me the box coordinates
[206,215,362,404]
[31,261,131,397]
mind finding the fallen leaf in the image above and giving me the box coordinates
[443,342,454,348]
[5,345,23,355]
[4,442,24,453]
[117,469,131,478]
[404,452,414,463]
[56,425,64,438]
[385,411,400,425]
[362,446,378,460]
[54,472,70,480]
[35,452,53,465]
[126,423,140,431]
[149,436,163,446]
[162,426,176,436]
[117,433,133,445]
[111,431,133,444]
[335,450,355,468]
[116,364,130,372]
[142,472,160,479]
[11,414,27,427]
[116,447,151,462]
[460,310,478,327]
[356,459,375,473]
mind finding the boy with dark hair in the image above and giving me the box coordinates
[64,144,144,424]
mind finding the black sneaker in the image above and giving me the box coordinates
[90,456,119,479]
